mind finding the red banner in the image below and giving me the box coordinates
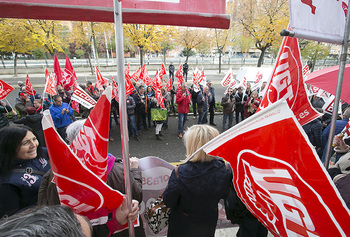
[64,55,77,91]
[202,100,350,236]
[53,53,64,86]
[257,36,320,126]
[0,79,14,100]
[131,66,141,82]
[44,69,57,96]
[25,74,36,96]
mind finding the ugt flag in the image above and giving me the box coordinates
[289,0,348,45]
[42,86,123,215]
[0,79,14,100]
[201,100,350,236]
[257,36,319,126]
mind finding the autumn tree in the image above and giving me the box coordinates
[231,0,289,67]
[0,18,42,75]
[177,27,208,63]
[123,24,166,66]
[213,28,233,73]
[157,27,176,64]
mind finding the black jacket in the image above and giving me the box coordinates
[12,114,46,147]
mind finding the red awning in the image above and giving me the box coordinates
[0,0,230,29]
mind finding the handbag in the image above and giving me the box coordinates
[144,193,171,234]
[151,108,167,121]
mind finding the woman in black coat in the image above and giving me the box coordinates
[163,124,231,237]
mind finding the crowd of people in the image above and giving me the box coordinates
[1,67,350,236]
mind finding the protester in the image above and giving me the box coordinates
[302,108,323,157]
[183,62,189,82]
[197,85,210,125]
[243,90,260,118]
[49,95,74,141]
[152,98,166,141]
[207,80,216,126]
[126,95,139,141]
[134,86,149,131]
[245,82,252,97]
[15,92,33,117]
[33,98,43,114]
[321,108,350,162]
[57,85,72,104]
[12,107,45,147]
[189,84,201,119]
[235,87,248,124]
[38,119,145,237]
[43,95,53,111]
[169,85,177,115]
[221,88,235,131]
[311,95,325,109]
[169,62,175,83]
[0,101,12,129]
[176,84,192,138]
[85,81,95,96]
[146,86,156,128]
[163,124,231,237]
[0,201,139,237]
[161,87,172,129]
[0,126,51,218]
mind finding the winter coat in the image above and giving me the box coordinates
[0,155,50,218]
[49,102,73,128]
[163,158,231,237]
[197,91,209,113]
[235,93,248,112]
[126,95,136,115]
[12,114,46,147]
[176,89,192,114]
[221,94,235,115]
[15,98,33,117]
[0,104,11,129]
[302,118,322,150]
[134,92,149,113]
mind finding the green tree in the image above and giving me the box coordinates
[0,18,42,75]
[231,0,289,67]
[300,40,330,72]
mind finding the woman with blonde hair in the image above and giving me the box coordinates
[163,124,231,237]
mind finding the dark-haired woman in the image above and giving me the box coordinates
[0,126,50,218]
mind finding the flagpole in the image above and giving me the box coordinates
[4,98,13,112]
[324,6,350,169]
[113,1,134,236]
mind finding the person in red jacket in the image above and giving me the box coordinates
[176,84,192,138]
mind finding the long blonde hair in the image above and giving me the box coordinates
[183,125,219,162]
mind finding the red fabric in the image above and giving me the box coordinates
[166,78,172,92]
[25,74,36,96]
[63,54,77,91]
[176,89,191,114]
[0,79,14,100]
[95,66,108,89]
[53,53,64,86]
[131,66,141,82]
[44,69,57,96]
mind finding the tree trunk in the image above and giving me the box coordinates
[257,48,266,67]
[140,49,144,66]
[87,52,94,75]
[1,55,6,68]
[14,52,18,76]
[219,52,222,73]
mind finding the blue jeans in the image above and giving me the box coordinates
[223,113,233,130]
[198,109,208,124]
[178,113,187,133]
[128,114,138,137]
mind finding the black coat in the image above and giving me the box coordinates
[12,114,46,147]
[163,158,231,237]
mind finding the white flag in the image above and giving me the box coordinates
[289,0,348,44]
[72,85,97,109]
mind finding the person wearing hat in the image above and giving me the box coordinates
[12,107,45,147]
[15,92,33,117]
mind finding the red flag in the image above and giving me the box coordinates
[175,64,184,85]
[201,100,350,236]
[25,74,36,96]
[140,65,152,86]
[0,79,14,100]
[64,55,77,91]
[53,53,64,86]
[125,72,135,97]
[71,100,80,114]
[125,63,130,75]
[200,69,206,84]
[44,69,57,96]
[111,77,119,102]
[160,63,167,77]
[166,78,173,92]
[42,87,123,215]
[131,66,141,82]
[303,64,310,76]
[257,36,320,126]
[95,66,108,89]
[155,87,165,109]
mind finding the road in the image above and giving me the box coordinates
[4,71,234,164]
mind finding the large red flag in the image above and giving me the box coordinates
[131,66,141,82]
[53,53,64,86]
[25,74,36,96]
[155,87,165,109]
[257,36,320,126]
[125,72,135,97]
[0,79,14,100]
[44,69,57,96]
[160,63,167,76]
[140,65,152,86]
[95,66,108,89]
[175,64,184,85]
[64,55,77,91]
[200,100,350,236]
[42,86,123,215]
